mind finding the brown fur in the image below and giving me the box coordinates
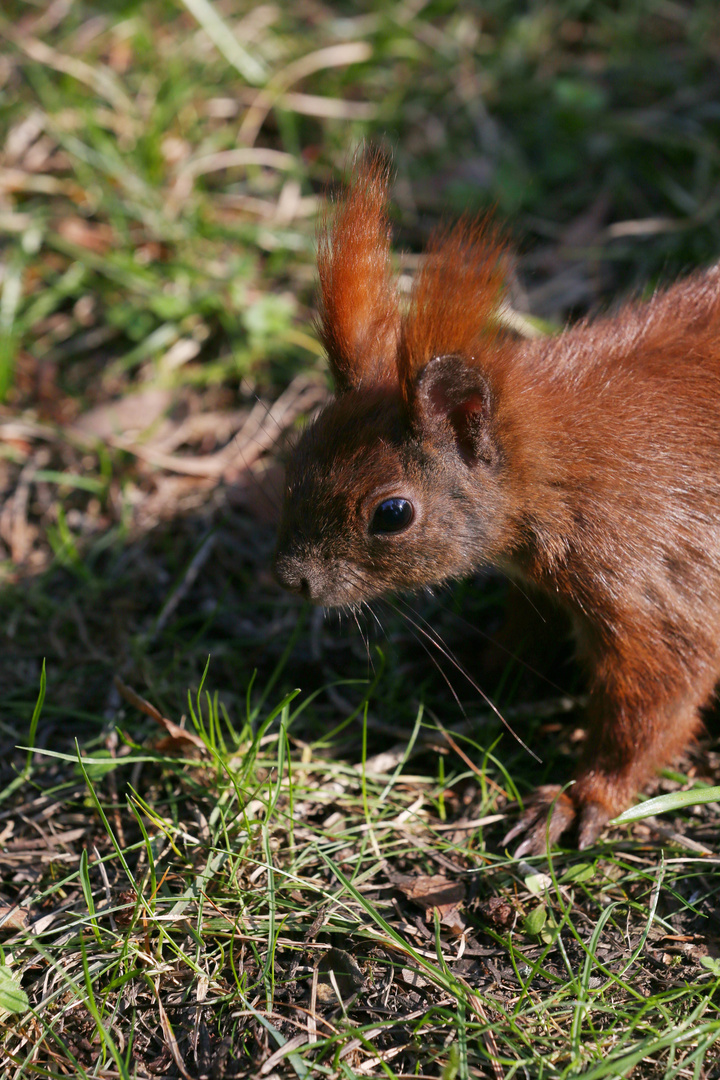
[397,216,506,404]
[317,153,400,391]
[274,158,720,853]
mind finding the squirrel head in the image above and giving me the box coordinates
[274,154,520,606]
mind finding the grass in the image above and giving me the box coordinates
[2,0,720,1076]
[3,670,720,1076]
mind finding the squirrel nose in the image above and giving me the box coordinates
[273,552,316,600]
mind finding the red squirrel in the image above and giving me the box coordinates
[273,154,720,854]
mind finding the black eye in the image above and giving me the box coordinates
[369,498,414,535]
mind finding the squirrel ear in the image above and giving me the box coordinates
[397,214,506,403]
[414,354,500,467]
[317,151,400,392]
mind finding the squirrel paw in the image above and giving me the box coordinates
[502,785,611,857]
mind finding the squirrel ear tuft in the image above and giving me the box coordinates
[397,216,506,405]
[317,149,400,392]
[414,354,500,467]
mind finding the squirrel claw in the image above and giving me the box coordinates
[576,801,611,850]
[503,785,608,857]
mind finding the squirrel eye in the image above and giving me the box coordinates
[369,497,414,535]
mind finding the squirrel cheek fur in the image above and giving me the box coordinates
[273,154,720,854]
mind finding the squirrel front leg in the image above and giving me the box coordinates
[505,648,709,856]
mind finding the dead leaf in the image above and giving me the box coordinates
[477,896,516,931]
[57,216,115,254]
[316,947,364,1003]
[0,906,31,932]
[401,967,429,990]
[391,872,466,930]
[114,676,207,756]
